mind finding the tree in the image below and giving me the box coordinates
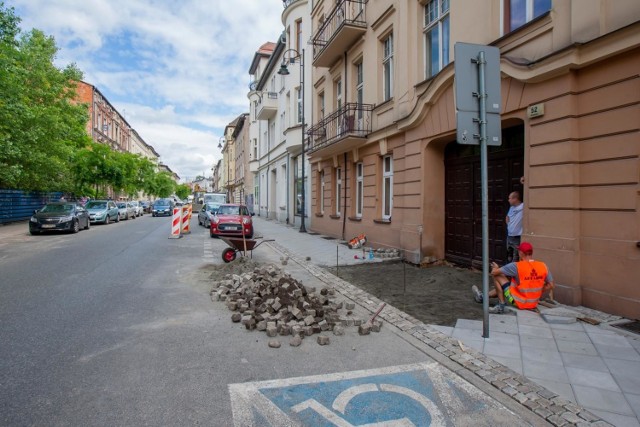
[0,3,90,191]
[149,172,175,199]
[174,184,191,200]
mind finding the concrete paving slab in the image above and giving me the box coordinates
[429,325,453,336]
[556,339,599,356]
[519,324,553,338]
[522,347,564,365]
[523,362,568,383]
[573,384,635,416]
[596,344,640,361]
[590,409,640,427]
[487,317,519,334]
[560,352,610,372]
[551,329,591,343]
[489,355,523,375]
[626,392,640,419]
[565,367,621,392]
[453,318,482,331]
[484,339,521,359]
[520,335,558,351]
[548,321,586,331]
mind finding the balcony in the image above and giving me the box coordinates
[284,124,303,155]
[256,92,278,120]
[307,102,373,157]
[249,159,259,173]
[312,0,368,68]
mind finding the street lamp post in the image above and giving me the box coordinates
[278,48,307,233]
[218,135,231,202]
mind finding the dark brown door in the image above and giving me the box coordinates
[445,125,524,267]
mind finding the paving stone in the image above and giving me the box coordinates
[231,313,242,323]
[317,335,330,345]
[358,323,371,335]
[333,325,345,336]
[268,340,281,348]
[289,336,302,347]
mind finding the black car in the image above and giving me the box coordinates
[151,198,175,217]
[29,202,90,235]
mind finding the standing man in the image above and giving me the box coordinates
[487,242,554,313]
[506,191,523,262]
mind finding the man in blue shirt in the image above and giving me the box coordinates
[506,191,523,262]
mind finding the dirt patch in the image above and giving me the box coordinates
[329,261,487,327]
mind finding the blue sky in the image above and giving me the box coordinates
[8,0,284,180]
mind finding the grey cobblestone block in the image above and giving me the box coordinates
[547,415,568,426]
[333,325,345,335]
[533,407,553,419]
[266,325,278,337]
[268,340,281,348]
[231,313,242,322]
[561,411,583,424]
[358,323,371,335]
[317,335,330,345]
[502,386,518,397]
[578,411,600,422]
[289,336,302,347]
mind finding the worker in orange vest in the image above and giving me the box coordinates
[472,242,555,314]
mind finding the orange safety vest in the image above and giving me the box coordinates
[509,260,548,309]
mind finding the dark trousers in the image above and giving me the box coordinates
[507,235,521,262]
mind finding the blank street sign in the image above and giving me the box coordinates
[454,43,501,114]
[456,111,502,146]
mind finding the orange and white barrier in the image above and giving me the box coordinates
[169,207,182,238]
[181,205,191,235]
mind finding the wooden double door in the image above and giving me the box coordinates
[444,126,524,267]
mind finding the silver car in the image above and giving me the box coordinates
[116,202,136,220]
[86,200,120,224]
[129,201,144,217]
[197,203,220,228]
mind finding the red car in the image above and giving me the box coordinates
[209,204,254,239]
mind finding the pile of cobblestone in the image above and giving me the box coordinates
[210,264,382,347]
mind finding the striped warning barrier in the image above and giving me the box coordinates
[169,207,182,238]
[181,205,191,235]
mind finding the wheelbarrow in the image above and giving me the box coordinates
[219,236,275,263]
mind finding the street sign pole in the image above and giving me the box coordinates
[455,42,501,339]
[476,51,490,339]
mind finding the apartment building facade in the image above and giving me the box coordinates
[302,0,639,318]
[248,0,313,227]
[76,81,132,153]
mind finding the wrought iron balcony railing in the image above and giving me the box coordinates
[311,0,367,58]
[307,102,373,154]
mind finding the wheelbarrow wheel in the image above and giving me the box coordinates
[222,248,237,263]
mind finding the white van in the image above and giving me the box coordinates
[203,193,226,205]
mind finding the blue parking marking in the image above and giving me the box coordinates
[229,362,523,426]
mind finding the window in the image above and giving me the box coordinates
[355,162,363,217]
[382,34,393,101]
[382,155,393,219]
[320,170,325,214]
[295,19,302,52]
[356,62,364,123]
[424,0,450,79]
[252,101,258,121]
[318,92,325,119]
[296,87,302,124]
[335,78,342,111]
[252,139,258,160]
[505,0,551,33]
[295,156,305,216]
[335,167,342,215]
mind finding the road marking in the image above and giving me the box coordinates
[229,362,523,426]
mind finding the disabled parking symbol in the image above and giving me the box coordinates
[229,362,522,426]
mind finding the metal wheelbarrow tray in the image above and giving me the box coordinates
[219,236,274,263]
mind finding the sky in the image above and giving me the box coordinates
[8,0,285,181]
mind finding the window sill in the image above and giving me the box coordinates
[329,214,341,220]
[348,216,362,222]
[315,213,324,217]
[373,218,391,224]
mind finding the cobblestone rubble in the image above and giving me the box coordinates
[266,241,613,427]
[210,264,382,347]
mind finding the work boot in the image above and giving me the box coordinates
[489,303,505,314]
[471,285,483,303]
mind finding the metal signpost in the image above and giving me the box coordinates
[454,42,501,338]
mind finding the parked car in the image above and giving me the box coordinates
[29,202,90,235]
[152,198,174,217]
[116,202,136,220]
[129,200,143,217]
[140,201,151,213]
[85,200,119,224]
[197,203,221,228]
[209,204,253,239]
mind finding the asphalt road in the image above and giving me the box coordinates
[0,216,435,426]
[1,215,548,426]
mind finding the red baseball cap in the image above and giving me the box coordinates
[517,242,533,253]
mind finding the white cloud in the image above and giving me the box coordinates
[9,0,284,179]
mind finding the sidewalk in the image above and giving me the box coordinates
[253,216,640,427]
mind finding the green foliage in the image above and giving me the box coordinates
[0,3,90,191]
[151,172,175,198]
[174,184,191,200]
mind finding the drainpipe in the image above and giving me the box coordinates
[286,153,290,224]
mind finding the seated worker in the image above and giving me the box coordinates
[471,242,554,314]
